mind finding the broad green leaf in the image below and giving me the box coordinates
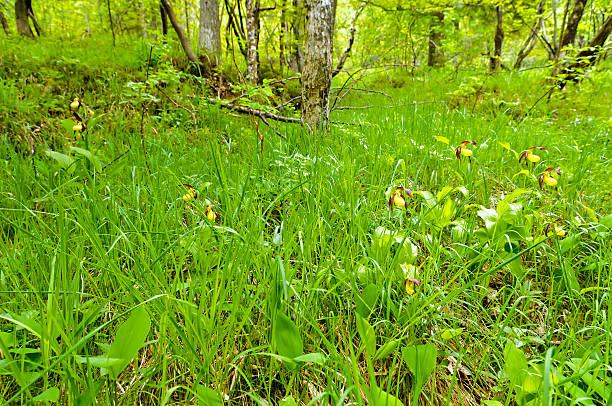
[103,306,151,379]
[74,355,124,368]
[33,387,60,402]
[356,313,376,357]
[440,328,463,341]
[355,283,380,318]
[371,385,404,406]
[504,342,527,391]
[274,312,303,359]
[45,150,74,168]
[434,135,449,144]
[196,385,223,406]
[294,352,326,364]
[401,343,437,397]
[279,396,298,406]
[374,339,401,360]
[482,401,504,406]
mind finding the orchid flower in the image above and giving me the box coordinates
[519,146,546,165]
[539,167,561,189]
[455,141,476,161]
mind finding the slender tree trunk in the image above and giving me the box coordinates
[198,0,222,67]
[557,0,586,54]
[161,0,203,70]
[301,0,334,130]
[514,1,545,69]
[427,11,444,67]
[160,2,168,35]
[106,0,115,46]
[489,6,504,73]
[245,0,260,83]
[0,11,10,35]
[184,0,190,38]
[288,0,305,73]
[82,2,91,36]
[558,14,612,87]
[15,0,34,37]
[25,0,41,36]
[279,0,287,73]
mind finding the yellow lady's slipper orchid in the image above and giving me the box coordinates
[87,107,94,116]
[388,187,412,212]
[539,167,561,189]
[455,141,476,161]
[73,121,83,132]
[545,219,567,237]
[519,146,546,165]
[205,202,217,221]
[404,278,420,295]
[70,98,81,111]
[181,184,198,201]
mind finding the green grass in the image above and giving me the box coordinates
[0,35,611,405]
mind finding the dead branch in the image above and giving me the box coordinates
[333,5,365,77]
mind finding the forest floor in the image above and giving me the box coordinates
[1,36,611,405]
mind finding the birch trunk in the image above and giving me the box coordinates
[198,0,221,67]
[246,0,260,83]
[301,0,334,130]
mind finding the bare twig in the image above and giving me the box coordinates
[333,5,365,77]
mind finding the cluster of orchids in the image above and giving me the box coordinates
[181,184,217,222]
[518,146,562,190]
[69,97,94,134]
[454,141,562,191]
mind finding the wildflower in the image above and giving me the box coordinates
[404,278,420,295]
[539,167,561,189]
[455,141,476,161]
[73,121,83,132]
[545,219,566,237]
[205,200,217,221]
[87,107,94,116]
[181,184,198,201]
[70,98,81,111]
[519,146,546,165]
[388,187,412,211]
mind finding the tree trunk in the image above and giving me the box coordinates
[514,1,544,69]
[301,0,334,130]
[198,0,222,67]
[15,0,34,37]
[26,0,41,36]
[333,4,364,76]
[288,0,305,73]
[427,11,444,67]
[161,0,204,70]
[160,2,168,35]
[245,0,260,83]
[557,0,587,55]
[0,11,10,35]
[106,0,115,46]
[558,14,612,88]
[184,0,190,38]
[489,6,504,73]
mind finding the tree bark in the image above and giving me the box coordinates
[288,0,306,73]
[25,0,41,36]
[558,14,612,87]
[514,1,544,69]
[161,0,204,70]
[106,0,115,46]
[301,0,334,130]
[427,11,444,67]
[160,3,168,35]
[0,11,10,35]
[198,0,222,67]
[15,0,34,37]
[557,0,587,55]
[489,6,504,73]
[245,0,260,83]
